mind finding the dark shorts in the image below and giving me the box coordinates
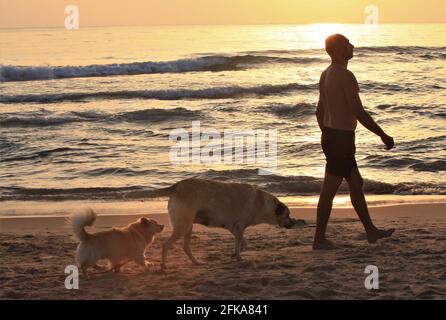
[321,126,357,178]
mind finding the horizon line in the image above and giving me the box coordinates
[1,22,446,30]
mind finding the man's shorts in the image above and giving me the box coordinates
[321,126,357,178]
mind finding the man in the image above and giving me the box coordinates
[314,34,395,250]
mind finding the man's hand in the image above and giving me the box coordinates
[380,133,394,150]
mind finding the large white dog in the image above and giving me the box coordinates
[136,178,295,270]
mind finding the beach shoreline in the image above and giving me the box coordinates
[1,194,445,218]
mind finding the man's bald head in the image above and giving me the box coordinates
[325,34,354,60]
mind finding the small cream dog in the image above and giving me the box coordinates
[70,209,164,277]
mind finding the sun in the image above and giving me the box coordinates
[303,23,347,48]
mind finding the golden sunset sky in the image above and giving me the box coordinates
[1,0,445,28]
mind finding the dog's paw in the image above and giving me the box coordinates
[93,264,108,271]
[144,261,154,268]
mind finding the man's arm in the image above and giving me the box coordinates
[343,71,394,150]
[316,73,325,132]
[316,95,324,132]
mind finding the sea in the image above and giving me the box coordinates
[1,24,445,208]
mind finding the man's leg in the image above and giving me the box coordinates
[313,168,343,249]
[345,167,394,243]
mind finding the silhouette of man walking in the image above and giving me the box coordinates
[314,34,395,250]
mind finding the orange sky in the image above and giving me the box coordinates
[1,0,445,28]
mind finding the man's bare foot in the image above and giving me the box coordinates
[312,239,336,250]
[367,228,395,244]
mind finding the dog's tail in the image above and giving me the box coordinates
[123,185,175,200]
[69,208,97,241]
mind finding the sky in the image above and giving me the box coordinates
[0,0,445,28]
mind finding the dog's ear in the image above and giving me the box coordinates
[140,217,150,226]
[275,201,286,215]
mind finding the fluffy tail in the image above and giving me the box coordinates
[123,185,175,200]
[69,208,97,241]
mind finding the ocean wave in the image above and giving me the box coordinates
[419,53,446,60]
[363,155,421,168]
[195,169,446,195]
[0,83,315,104]
[113,107,201,123]
[363,151,446,172]
[1,78,416,104]
[243,46,446,56]
[0,54,324,82]
[195,169,394,194]
[354,46,446,55]
[1,169,444,201]
[0,109,107,127]
[243,46,446,54]
[256,102,315,118]
[283,142,322,155]
[363,153,446,173]
[0,186,142,201]
[0,56,236,82]
[82,167,154,177]
[409,160,446,172]
[360,81,411,92]
[374,104,446,119]
[396,135,446,152]
[0,147,73,163]
[0,114,88,127]
[2,46,444,82]
[0,107,203,128]
[0,137,21,151]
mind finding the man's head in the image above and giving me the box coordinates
[325,34,354,61]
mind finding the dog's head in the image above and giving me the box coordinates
[274,201,294,229]
[139,217,164,240]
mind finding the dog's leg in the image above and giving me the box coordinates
[161,231,182,271]
[81,264,89,278]
[230,238,247,255]
[112,259,131,273]
[230,233,247,253]
[231,223,245,261]
[143,254,154,267]
[241,237,248,251]
[113,264,122,273]
[135,256,153,270]
[183,226,203,266]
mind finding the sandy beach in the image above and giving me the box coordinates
[1,201,445,300]
[1,0,445,305]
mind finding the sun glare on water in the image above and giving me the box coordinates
[302,23,347,48]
